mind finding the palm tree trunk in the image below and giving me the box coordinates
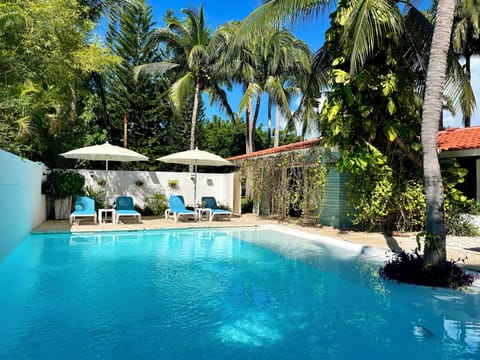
[421,0,456,268]
[267,97,272,148]
[188,82,202,172]
[274,104,280,148]
[190,82,201,151]
[464,50,472,127]
[246,97,253,154]
[252,95,261,152]
[245,98,254,198]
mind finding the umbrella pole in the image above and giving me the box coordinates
[105,159,109,207]
[193,163,198,208]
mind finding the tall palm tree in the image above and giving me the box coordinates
[135,5,234,151]
[421,0,456,268]
[233,27,311,153]
[269,35,312,147]
[451,0,480,127]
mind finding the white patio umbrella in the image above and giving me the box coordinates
[157,147,233,207]
[60,142,149,205]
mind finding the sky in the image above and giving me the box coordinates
[145,0,479,131]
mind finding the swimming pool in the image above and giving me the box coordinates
[0,226,479,359]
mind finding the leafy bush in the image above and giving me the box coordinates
[241,198,253,213]
[445,213,480,236]
[144,193,168,216]
[380,250,475,289]
[84,185,106,209]
[46,170,85,199]
[349,173,426,232]
[471,201,480,215]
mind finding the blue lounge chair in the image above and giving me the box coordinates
[115,196,141,224]
[165,195,185,219]
[201,196,232,221]
[70,196,97,225]
[168,195,196,222]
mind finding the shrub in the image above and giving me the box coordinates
[84,185,106,209]
[470,201,480,215]
[144,193,168,216]
[47,170,85,200]
[241,198,253,213]
[445,213,480,237]
[380,250,475,289]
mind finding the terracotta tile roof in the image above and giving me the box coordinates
[437,126,480,151]
[227,138,321,161]
[228,126,480,161]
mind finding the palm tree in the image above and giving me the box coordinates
[269,35,312,147]
[135,5,234,151]
[451,0,480,127]
[233,27,312,153]
[421,0,457,268]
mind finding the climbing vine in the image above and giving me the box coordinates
[240,148,331,222]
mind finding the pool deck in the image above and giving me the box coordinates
[33,213,480,272]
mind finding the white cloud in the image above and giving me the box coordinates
[443,56,480,128]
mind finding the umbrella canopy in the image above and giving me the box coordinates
[60,142,148,205]
[157,147,232,167]
[157,147,232,208]
[60,142,149,162]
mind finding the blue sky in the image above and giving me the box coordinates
[145,0,478,130]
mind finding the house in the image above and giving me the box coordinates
[228,139,351,228]
[229,126,480,228]
[438,126,480,202]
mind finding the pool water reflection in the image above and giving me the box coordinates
[0,227,479,359]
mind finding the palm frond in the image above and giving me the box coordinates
[238,82,263,115]
[340,0,403,75]
[265,76,291,116]
[444,55,476,123]
[169,73,194,110]
[133,62,178,81]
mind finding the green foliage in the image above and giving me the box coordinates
[317,1,432,233]
[0,0,118,163]
[444,214,480,237]
[144,193,168,216]
[105,2,186,171]
[380,250,475,289]
[84,185,106,209]
[442,158,477,236]
[241,198,253,213]
[470,201,480,215]
[196,115,246,158]
[96,178,106,186]
[241,148,330,221]
[46,170,85,200]
[348,170,426,232]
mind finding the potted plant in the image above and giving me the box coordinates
[47,170,85,220]
[168,179,179,190]
[96,177,106,186]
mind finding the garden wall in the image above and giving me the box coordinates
[0,150,47,259]
[76,169,235,210]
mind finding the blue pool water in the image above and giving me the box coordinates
[0,227,479,359]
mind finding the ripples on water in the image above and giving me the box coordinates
[0,227,479,359]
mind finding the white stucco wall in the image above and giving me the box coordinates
[0,147,235,259]
[76,169,235,210]
[0,150,47,259]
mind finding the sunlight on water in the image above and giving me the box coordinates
[0,227,479,359]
